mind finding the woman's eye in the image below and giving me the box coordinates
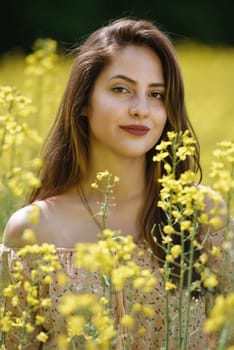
[112,86,129,94]
[150,91,164,100]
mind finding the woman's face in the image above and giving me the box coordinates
[84,44,167,159]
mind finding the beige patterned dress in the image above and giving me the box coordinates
[0,226,232,350]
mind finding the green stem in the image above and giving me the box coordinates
[0,298,7,346]
[101,176,113,229]
[182,218,197,349]
[18,308,30,349]
[165,244,171,350]
[165,289,170,350]
[164,149,178,350]
[178,229,185,349]
[217,326,228,350]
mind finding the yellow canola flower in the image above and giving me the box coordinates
[28,205,40,224]
[36,331,49,343]
[209,216,223,229]
[210,246,221,257]
[96,169,110,181]
[111,263,139,291]
[0,314,13,332]
[91,182,99,189]
[26,323,35,334]
[57,335,69,350]
[35,315,45,325]
[155,140,171,151]
[142,305,155,317]
[164,163,172,174]
[142,276,157,293]
[31,157,43,168]
[17,243,56,257]
[133,277,146,290]
[198,213,209,224]
[2,284,15,298]
[56,271,68,287]
[193,240,202,249]
[201,268,218,288]
[199,252,208,265]
[162,236,172,244]
[153,151,169,162]
[180,220,192,232]
[76,230,137,276]
[203,316,224,333]
[167,130,177,140]
[26,295,39,307]
[170,245,181,259]
[75,242,114,275]
[58,293,96,315]
[22,229,36,243]
[138,327,146,335]
[120,315,134,328]
[41,298,52,308]
[157,200,170,211]
[166,254,174,263]
[176,146,195,160]
[165,281,177,291]
[204,293,234,333]
[58,292,115,348]
[163,225,175,235]
[11,295,19,307]
[23,171,41,189]
[132,303,142,313]
[172,209,182,220]
[67,315,85,337]
[42,275,52,284]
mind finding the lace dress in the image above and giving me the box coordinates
[0,226,232,350]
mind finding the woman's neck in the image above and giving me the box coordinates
[81,152,146,203]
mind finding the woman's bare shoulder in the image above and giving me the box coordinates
[2,193,87,248]
[2,200,54,248]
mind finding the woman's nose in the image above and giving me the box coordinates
[129,95,149,119]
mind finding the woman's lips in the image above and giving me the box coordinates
[120,125,150,136]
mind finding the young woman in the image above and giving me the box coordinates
[1,18,231,349]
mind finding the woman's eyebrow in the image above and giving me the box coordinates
[109,74,165,87]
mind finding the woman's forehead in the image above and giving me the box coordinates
[95,45,164,85]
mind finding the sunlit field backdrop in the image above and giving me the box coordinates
[0,40,233,236]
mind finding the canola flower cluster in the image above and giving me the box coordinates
[0,243,61,349]
[58,293,115,350]
[24,38,60,135]
[0,86,42,232]
[25,38,58,79]
[0,229,157,349]
[0,38,60,235]
[90,170,120,229]
[75,229,156,294]
[57,228,157,349]
[204,293,234,333]
[152,130,233,349]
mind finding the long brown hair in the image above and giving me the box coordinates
[29,18,202,253]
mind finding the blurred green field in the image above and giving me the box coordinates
[0,41,233,235]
